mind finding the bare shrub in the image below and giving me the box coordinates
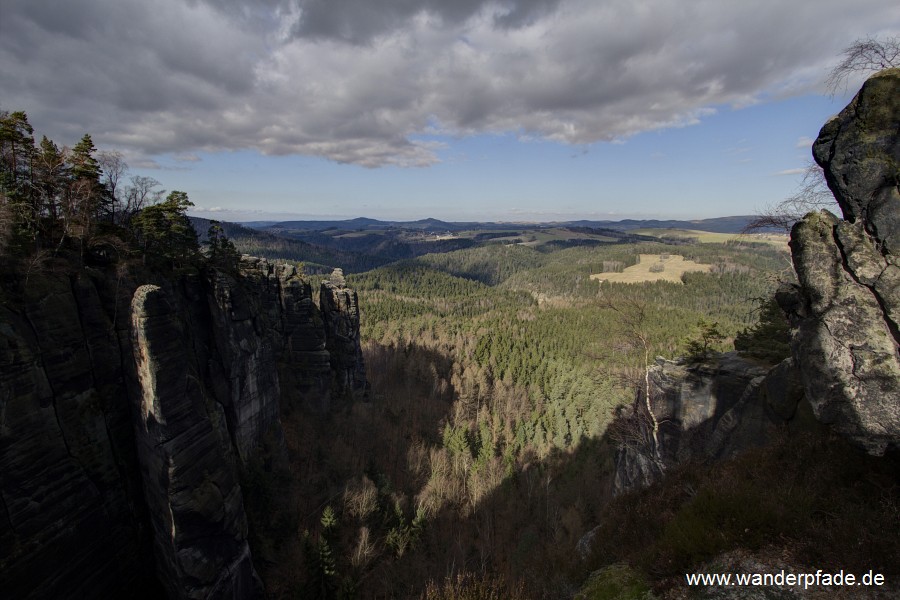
[351,526,377,569]
[421,572,528,600]
[343,476,378,521]
[826,35,900,95]
[747,161,838,232]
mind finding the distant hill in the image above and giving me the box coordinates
[188,217,388,273]
[255,215,771,234]
[568,215,767,233]
[189,214,774,275]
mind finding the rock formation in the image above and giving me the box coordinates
[131,284,260,599]
[0,273,157,598]
[320,269,369,406]
[613,353,813,493]
[778,68,900,455]
[0,257,368,598]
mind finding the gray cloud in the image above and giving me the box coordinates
[2,0,898,167]
[288,0,562,43]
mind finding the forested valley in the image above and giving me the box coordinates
[3,108,897,600]
[250,236,814,598]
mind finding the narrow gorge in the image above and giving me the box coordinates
[1,259,366,598]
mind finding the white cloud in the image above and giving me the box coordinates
[2,0,899,167]
[775,168,807,176]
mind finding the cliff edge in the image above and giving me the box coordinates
[779,68,900,455]
[0,257,367,598]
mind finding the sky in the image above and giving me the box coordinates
[2,0,898,223]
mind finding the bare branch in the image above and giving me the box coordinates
[123,175,163,218]
[826,35,900,95]
[746,161,838,233]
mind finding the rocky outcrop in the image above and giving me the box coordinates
[779,68,900,456]
[813,68,900,254]
[320,270,368,406]
[132,284,260,599]
[613,353,814,494]
[0,257,368,598]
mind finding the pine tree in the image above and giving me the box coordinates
[132,190,199,266]
[0,111,37,250]
[734,296,791,363]
[685,319,725,362]
[206,220,241,272]
[303,506,339,600]
[69,134,101,183]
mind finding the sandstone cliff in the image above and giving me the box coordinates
[779,68,900,456]
[613,353,814,493]
[0,257,367,598]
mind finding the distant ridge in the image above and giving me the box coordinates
[250,215,769,234]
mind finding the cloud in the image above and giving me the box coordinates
[2,0,899,167]
[775,168,807,176]
[795,136,815,148]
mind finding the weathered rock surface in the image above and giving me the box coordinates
[132,284,260,599]
[813,68,900,254]
[0,257,368,598]
[321,275,368,406]
[780,68,900,456]
[0,273,158,598]
[614,353,813,494]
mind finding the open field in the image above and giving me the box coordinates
[631,228,788,247]
[590,253,712,283]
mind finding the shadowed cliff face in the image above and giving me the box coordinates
[132,283,260,600]
[613,353,813,494]
[779,69,900,456]
[0,273,158,598]
[0,257,367,598]
[321,279,369,405]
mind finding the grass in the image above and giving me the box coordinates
[589,254,711,284]
[574,564,652,600]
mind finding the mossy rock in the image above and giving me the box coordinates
[575,564,656,600]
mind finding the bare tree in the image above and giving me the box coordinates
[746,160,838,232]
[98,150,128,222]
[749,36,898,233]
[826,35,900,95]
[122,174,164,219]
[600,293,663,464]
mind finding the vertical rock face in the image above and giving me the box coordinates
[612,353,811,494]
[131,284,259,599]
[207,266,285,463]
[320,274,369,406]
[813,69,900,254]
[780,69,900,456]
[0,258,368,597]
[0,275,154,598]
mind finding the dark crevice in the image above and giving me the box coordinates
[0,487,16,536]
